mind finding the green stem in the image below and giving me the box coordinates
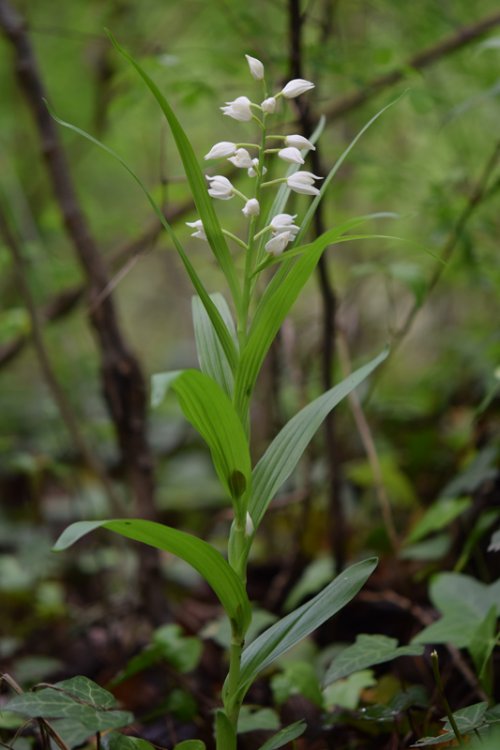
[431,650,464,746]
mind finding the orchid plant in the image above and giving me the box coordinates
[53,43,391,750]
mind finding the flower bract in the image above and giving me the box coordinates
[221,96,253,122]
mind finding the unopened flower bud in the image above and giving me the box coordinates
[261,96,276,114]
[278,146,304,165]
[242,198,260,217]
[247,158,267,178]
[280,78,315,99]
[245,54,264,81]
[245,512,254,537]
[285,134,316,151]
[265,230,293,256]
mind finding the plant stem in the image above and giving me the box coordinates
[431,650,464,745]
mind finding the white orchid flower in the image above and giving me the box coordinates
[278,146,304,165]
[245,54,264,80]
[285,134,316,151]
[247,158,267,178]
[221,95,253,122]
[287,170,323,195]
[185,220,207,240]
[206,175,235,200]
[280,79,315,98]
[228,148,253,168]
[261,96,276,114]
[265,230,294,256]
[204,141,237,160]
[270,213,299,236]
[242,198,260,217]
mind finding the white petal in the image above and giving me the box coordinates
[204,141,237,160]
[285,134,316,151]
[242,198,260,217]
[261,96,276,114]
[265,231,293,256]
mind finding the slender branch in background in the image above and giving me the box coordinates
[337,330,398,551]
[0,0,155,521]
[0,200,124,515]
[324,10,500,122]
[288,0,346,570]
[0,194,195,369]
[370,138,500,393]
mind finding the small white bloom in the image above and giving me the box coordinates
[245,512,255,537]
[280,78,315,99]
[185,220,207,240]
[287,170,323,196]
[285,134,316,151]
[270,213,299,236]
[228,148,253,169]
[221,95,253,122]
[242,198,260,217]
[204,141,237,160]
[206,174,234,200]
[261,96,276,114]
[278,146,304,165]
[247,158,267,178]
[265,230,294,256]
[245,54,264,80]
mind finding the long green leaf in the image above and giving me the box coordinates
[48,107,238,373]
[53,520,251,632]
[150,369,250,503]
[108,33,240,306]
[192,293,237,398]
[234,228,337,416]
[249,349,388,529]
[257,721,306,750]
[236,557,377,699]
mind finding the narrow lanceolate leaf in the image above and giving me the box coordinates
[48,107,238,374]
[192,293,237,398]
[109,33,240,306]
[53,520,251,632]
[236,558,377,699]
[234,229,337,417]
[256,721,306,750]
[249,350,388,529]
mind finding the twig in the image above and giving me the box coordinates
[324,10,500,122]
[0,0,155,520]
[370,138,500,393]
[337,329,399,551]
[0,199,124,514]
